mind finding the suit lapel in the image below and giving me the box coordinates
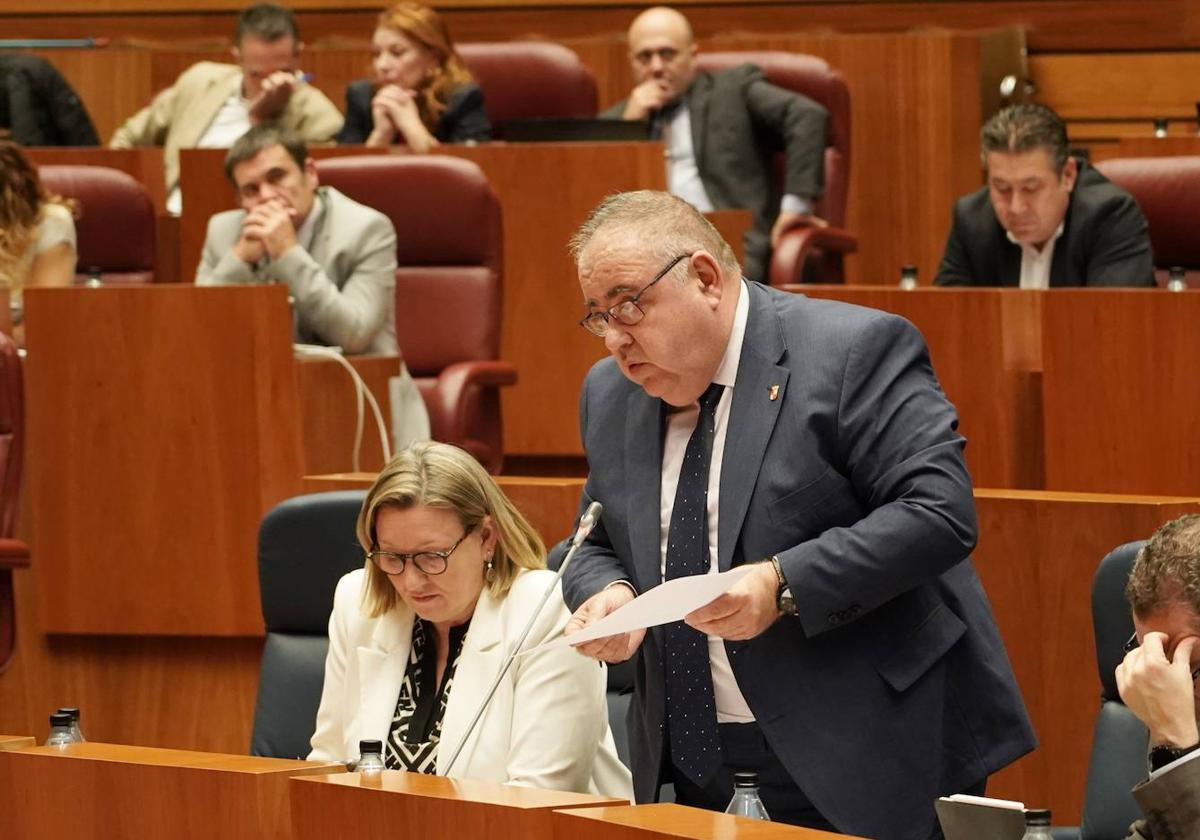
[625,389,665,594]
[178,71,240,147]
[719,284,788,571]
[437,591,503,777]
[687,74,711,176]
[356,606,414,748]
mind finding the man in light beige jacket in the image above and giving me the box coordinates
[110,2,342,213]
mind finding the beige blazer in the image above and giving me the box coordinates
[109,61,343,196]
[309,567,634,800]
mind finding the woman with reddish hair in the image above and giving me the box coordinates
[337,2,491,150]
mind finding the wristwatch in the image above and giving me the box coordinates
[769,556,798,616]
[1149,741,1200,771]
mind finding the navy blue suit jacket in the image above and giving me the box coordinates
[562,282,1035,840]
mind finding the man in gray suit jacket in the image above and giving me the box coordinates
[562,191,1035,840]
[1118,515,1200,839]
[603,7,827,284]
[196,125,428,444]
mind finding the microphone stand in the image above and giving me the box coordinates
[441,502,603,776]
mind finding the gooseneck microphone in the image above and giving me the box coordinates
[442,501,603,775]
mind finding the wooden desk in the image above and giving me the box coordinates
[0,734,34,751]
[554,803,861,838]
[290,770,624,839]
[1041,290,1200,496]
[795,286,1044,489]
[0,742,342,840]
[296,354,397,476]
[1117,136,1200,158]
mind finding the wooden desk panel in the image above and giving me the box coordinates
[0,742,341,840]
[0,734,34,750]
[290,771,624,840]
[554,803,861,838]
[1042,291,1200,496]
[296,354,397,476]
[972,490,1200,822]
[796,287,1044,490]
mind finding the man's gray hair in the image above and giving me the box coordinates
[1127,514,1200,622]
[980,104,1071,174]
[224,124,308,183]
[569,190,741,278]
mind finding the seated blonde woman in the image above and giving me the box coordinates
[309,441,632,799]
[336,2,490,151]
[0,137,76,330]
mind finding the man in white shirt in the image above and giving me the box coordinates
[935,103,1154,288]
[196,125,429,448]
[602,6,828,284]
[561,190,1034,839]
[1117,515,1200,839]
[110,2,342,214]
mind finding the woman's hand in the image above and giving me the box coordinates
[367,84,439,154]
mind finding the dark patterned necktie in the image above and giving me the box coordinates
[663,382,724,786]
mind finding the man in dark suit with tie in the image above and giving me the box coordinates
[602,6,827,284]
[935,103,1155,288]
[562,190,1036,840]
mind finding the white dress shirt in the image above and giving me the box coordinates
[165,81,252,214]
[1009,222,1065,290]
[658,280,755,723]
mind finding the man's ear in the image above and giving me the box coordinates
[305,157,319,187]
[1061,156,1078,192]
[692,250,727,308]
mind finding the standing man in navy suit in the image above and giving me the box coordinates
[562,190,1035,840]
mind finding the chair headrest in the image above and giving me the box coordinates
[1093,541,1144,701]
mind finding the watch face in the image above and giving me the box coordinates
[778,588,798,616]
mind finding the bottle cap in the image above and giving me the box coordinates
[359,739,383,754]
[57,707,80,721]
[732,771,759,787]
[1024,808,1051,826]
[49,712,72,727]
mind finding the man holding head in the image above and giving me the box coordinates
[196,125,428,445]
[1118,515,1200,839]
[562,190,1035,839]
[111,2,342,214]
[604,6,827,284]
[935,103,1154,287]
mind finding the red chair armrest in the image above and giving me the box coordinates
[768,225,858,287]
[0,538,31,569]
[428,360,518,444]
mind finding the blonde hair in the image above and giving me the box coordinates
[375,2,474,132]
[357,441,546,617]
[0,137,73,289]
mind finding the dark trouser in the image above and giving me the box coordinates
[668,721,838,831]
[667,721,989,837]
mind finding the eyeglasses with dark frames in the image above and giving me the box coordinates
[578,253,691,338]
[367,526,474,576]
[1124,632,1200,681]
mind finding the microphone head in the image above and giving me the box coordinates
[573,501,604,545]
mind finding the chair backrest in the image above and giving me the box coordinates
[315,155,504,375]
[458,41,598,138]
[36,165,156,284]
[694,51,852,228]
[1094,156,1200,284]
[250,490,367,759]
[1080,541,1149,840]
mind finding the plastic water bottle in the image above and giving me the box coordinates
[85,267,103,288]
[57,707,85,742]
[1154,118,1170,138]
[355,739,385,776]
[45,712,76,748]
[1022,808,1054,839]
[725,771,770,820]
[1167,266,1187,292]
[899,265,919,290]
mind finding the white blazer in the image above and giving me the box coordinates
[309,567,633,800]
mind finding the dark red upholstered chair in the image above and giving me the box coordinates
[1094,155,1200,287]
[0,331,30,674]
[37,165,156,284]
[315,155,515,473]
[458,41,598,139]
[694,52,854,285]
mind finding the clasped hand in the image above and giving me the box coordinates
[234,200,298,264]
[566,562,781,664]
[1116,632,1200,748]
[369,84,422,143]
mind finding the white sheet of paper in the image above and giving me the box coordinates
[520,565,755,656]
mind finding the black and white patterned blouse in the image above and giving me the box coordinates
[383,616,471,774]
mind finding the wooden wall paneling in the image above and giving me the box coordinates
[1031,52,1200,121]
[972,491,1200,822]
[797,287,1044,490]
[27,48,156,149]
[1042,291,1200,496]
[2,1,1200,52]
[23,286,305,636]
[1117,136,1200,158]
